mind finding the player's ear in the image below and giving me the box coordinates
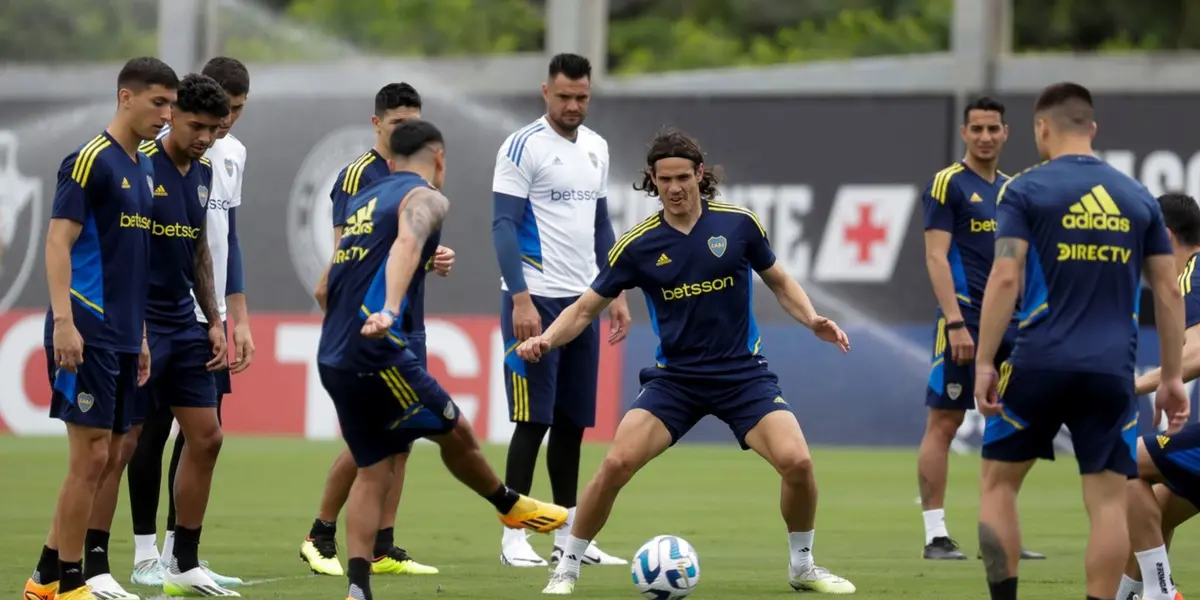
[695,162,704,181]
[1089,121,1098,140]
[370,114,381,131]
[117,87,133,108]
[541,82,550,102]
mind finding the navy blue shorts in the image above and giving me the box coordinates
[501,292,598,428]
[981,363,1138,476]
[634,365,791,450]
[318,349,460,468]
[926,318,1016,410]
[45,346,139,433]
[133,323,218,424]
[407,333,427,369]
[1144,424,1200,509]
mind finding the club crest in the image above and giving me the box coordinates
[224,157,235,177]
[588,151,598,168]
[707,235,728,258]
[443,400,457,420]
[197,185,209,207]
[76,392,94,413]
[947,383,962,400]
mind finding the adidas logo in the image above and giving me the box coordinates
[1158,434,1170,449]
[566,554,578,561]
[90,546,106,553]
[655,253,671,266]
[969,192,982,203]
[121,177,131,189]
[552,157,564,166]
[1062,185,1130,232]
[153,184,168,197]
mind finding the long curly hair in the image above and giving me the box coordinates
[633,127,721,201]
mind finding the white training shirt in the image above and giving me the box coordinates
[157,127,246,323]
[492,116,610,298]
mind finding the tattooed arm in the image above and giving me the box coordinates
[381,187,450,315]
[193,226,221,327]
[976,237,1026,367]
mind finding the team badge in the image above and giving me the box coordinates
[707,235,727,258]
[76,392,94,413]
[224,157,235,177]
[947,383,962,400]
[443,400,457,420]
[197,185,209,207]
[588,151,598,168]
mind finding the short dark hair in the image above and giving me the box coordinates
[175,74,231,119]
[1034,82,1094,132]
[964,96,1005,124]
[375,83,422,116]
[1159,193,1200,246]
[634,128,721,201]
[201,57,250,97]
[118,57,179,91]
[548,53,591,81]
[389,119,444,158]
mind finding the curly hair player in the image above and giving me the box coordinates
[522,128,857,595]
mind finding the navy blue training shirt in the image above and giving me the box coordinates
[140,139,213,330]
[44,131,154,354]
[591,201,776,376]
[318,171,442,370]
[996,155,1173,377]
[922,161,1010,319]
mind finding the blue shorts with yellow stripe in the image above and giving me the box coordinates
[317,349,460,468]
[981,363,1138,476]
[926,316,1015,410]
[1144,424,1200,509]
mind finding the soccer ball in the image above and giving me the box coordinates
[631,535,700,599]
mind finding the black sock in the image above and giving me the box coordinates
[1085,597,1107,600]
[505,422,548,494]
[129,403,173,536]
[310,518,337,539]
[166,432,185,531]
[373,527,395,557]
[173,526,202,572]
[83,529,111,579]
[485,484,521,514]
[58,560,85,593]
[347,557,373,600]
[33,546,59,585]
[546,421,583,507]
[988,577,1018,600]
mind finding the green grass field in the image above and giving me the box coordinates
[3,436,1194,599]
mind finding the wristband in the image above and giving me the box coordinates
[946,320,966,331]
[380,308,398,322]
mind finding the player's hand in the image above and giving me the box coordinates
[361,310,396,340]
[809,316,850,352]
[314,266,330,313]
[1155,377,1190,434]
[52,320,84,373]
[138,336,151,387]
[949,327,975,365]
[433,245,455,277]
[517,336,552,362]
[230,323,256,374]
[974,363,1000,416]
[206,325,228,372]
[512,295,542,342]
[607,294,632,345]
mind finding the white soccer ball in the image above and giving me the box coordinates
[631,535,700,599]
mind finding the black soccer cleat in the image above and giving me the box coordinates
[923,536,968,560]
[974,547,1047,560]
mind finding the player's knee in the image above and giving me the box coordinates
[597,451,643,488]
[186,427,224,464]
[925,409,965,439]
[772,450,814,484]
[72,436,112,482]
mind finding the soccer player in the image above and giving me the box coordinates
[127,56,253,590]
[303,82,451,577]
[529,129,857,595]
[492,52,629,568]
[916,97,1046,561]
[973,82,1189,600]
[23,57,175,600]
[1114,193,1199,600]
[317,118,567,600]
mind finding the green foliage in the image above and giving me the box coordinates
[0,0,156,62]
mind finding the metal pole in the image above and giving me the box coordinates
[203,0,222,61]
[157,0,200,72]
[545,0,609,82]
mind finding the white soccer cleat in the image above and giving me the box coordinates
[501,530,549,567]
[542,571,577,595]
[198,560,243,588]
[130,558,167,586]
[788,563,856,594]
[87,573,141,600]
[551,540,628,566]
[162,565,241,597]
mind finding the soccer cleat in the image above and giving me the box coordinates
[923,536,968,560]
[550,541,629,566]
[162,565,240,597]
[131,558,166,586]
[85,574,139,600]
[197,561,242,588]
[542,571,577,595]
[501,532,549,567]
[371,547,439,575]
[788,563,856,594]
[23,578,59,600]
[55,588,98,600]
[498,495,568,534]
[300,535,344,576]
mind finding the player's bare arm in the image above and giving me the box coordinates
[758,262,849,352]
[1146,253,1189,430]
[924,230,973,364]
[387,187,449,313]
[544,289,613,349]
[193,225,228,370]
[46,217,84,371]
[314,225,345,311]
[1135,324,1200,395]
[976,237,1025,366]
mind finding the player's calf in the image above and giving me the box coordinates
[46,425,113,595]
[343,457,394,600]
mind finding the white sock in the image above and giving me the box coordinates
[922,509,950,545]
[133,534,160,565]
[1117,573,1144,600]
[162,531,176,564]
[789,530,815,570]
[502,526,525,546]
[555,507,576,547]
[554,535,590,576]
[1136,545,1176,600]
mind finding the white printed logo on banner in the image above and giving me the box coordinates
[0,130,44,310]
[813,184,917,283]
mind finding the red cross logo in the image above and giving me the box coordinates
[844,204,888,263]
